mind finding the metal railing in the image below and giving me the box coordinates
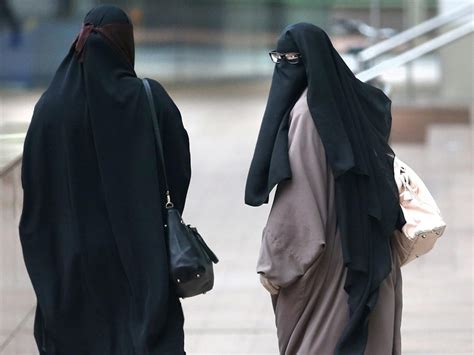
[1,6,473,177]
[356,2,474,65]
[356,20,474,82]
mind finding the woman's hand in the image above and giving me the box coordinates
[259,274,280,295]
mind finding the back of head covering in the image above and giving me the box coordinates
[20,5,190,354]
[245,23,401,354]
[74,9,135,67]
[73,4,135,65]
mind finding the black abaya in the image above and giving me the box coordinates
[19,5,191,355]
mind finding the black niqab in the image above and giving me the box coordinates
[245,23,401,354]
[20,5,190,355]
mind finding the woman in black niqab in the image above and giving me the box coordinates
[246,23,402,354]
[19,5,191,355]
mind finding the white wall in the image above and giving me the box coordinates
[438,0,474,103]
[438,0,474,13]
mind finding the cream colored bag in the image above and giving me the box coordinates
[392,157,446,266]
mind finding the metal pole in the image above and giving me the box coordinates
[357,2,473,63]
[356,21,474,83]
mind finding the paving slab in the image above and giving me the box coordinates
[0,83,472,354]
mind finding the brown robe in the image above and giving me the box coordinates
[257,89,403,355]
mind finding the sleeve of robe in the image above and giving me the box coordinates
[256,91,331,288]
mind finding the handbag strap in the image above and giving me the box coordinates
[142,78,174,208]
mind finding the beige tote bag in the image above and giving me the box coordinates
[392,157,446,266]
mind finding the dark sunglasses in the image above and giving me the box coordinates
[269,51,302,64]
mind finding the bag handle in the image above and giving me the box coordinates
[142,78,174,209]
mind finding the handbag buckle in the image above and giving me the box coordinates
[165,190,174,209]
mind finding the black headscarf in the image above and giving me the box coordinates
[245,23,401,354]
[20,5,190,355]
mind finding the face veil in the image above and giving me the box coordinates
[245,23,401,354]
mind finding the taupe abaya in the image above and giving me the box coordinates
[257,89,403,355]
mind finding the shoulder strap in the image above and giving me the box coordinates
[142,78,174,208]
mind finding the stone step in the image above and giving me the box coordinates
[390,105,471,143]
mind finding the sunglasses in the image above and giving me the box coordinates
[269,51,302,64]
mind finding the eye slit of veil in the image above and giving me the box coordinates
[269,51,302,64]
[285,52,300,60]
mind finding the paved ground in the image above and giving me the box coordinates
[0,82,472,354]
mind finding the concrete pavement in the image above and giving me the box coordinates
[0,82,472,354]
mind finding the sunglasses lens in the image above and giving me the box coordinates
[269,52,281,63]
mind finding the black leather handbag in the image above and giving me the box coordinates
[143,79,219,298]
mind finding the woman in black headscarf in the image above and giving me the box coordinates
[19,5,190,355]
[247,23,403,354]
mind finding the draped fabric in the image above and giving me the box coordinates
[245,23,401,354]
[256,89,403,355]
[19,5,191,355]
